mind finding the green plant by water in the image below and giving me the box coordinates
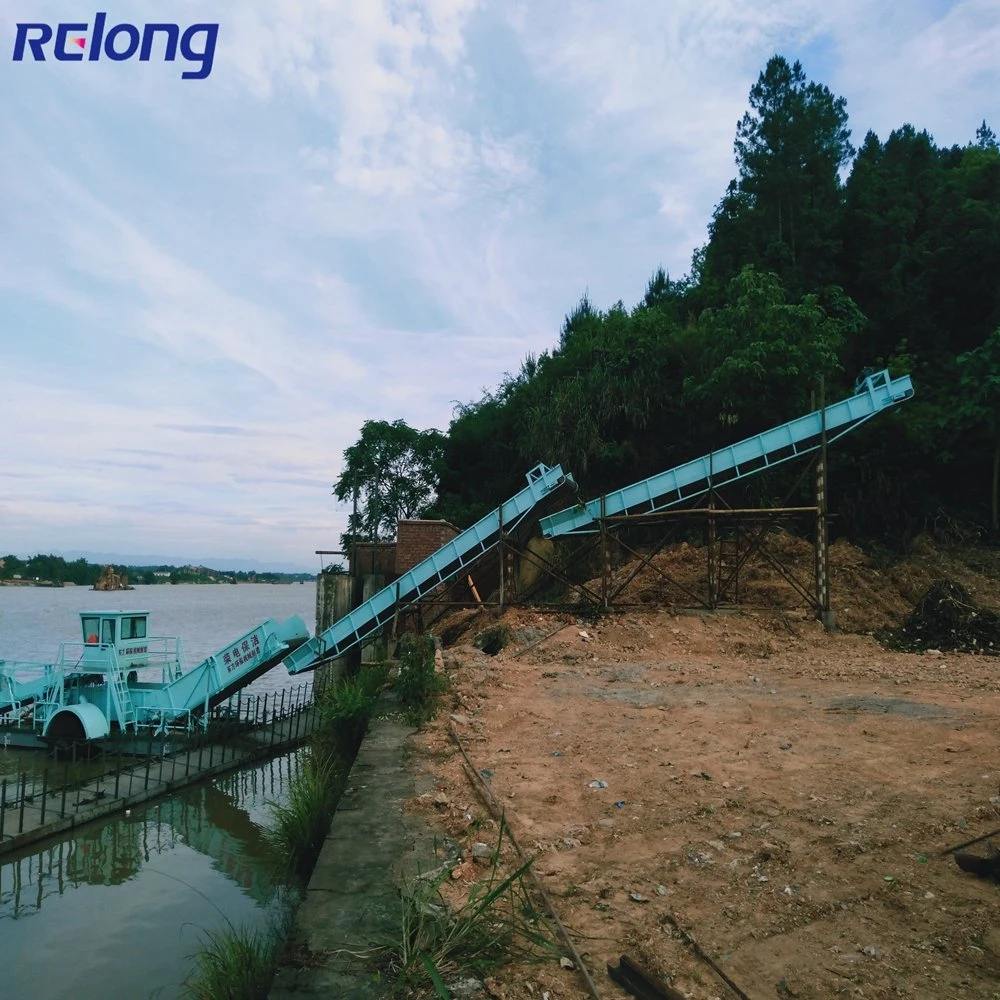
[354,825,558,997]
[396,633,446,725]
[265,665,389,878]
[181,888,296,1000]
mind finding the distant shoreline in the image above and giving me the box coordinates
[0,579,312,588]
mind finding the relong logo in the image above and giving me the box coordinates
[12,12,218,79]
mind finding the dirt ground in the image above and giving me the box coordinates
[406,534,1000,1000]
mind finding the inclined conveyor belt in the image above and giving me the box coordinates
[539,369,914,538]
[282,463,575,674]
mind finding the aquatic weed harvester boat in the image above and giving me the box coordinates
[0,610,310,747]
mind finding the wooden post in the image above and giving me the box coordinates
[816,374,835,630]
[498,506,505,614]
[600,495,610,609]
[707,451,716,609]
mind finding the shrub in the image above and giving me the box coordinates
[395,633,445,724]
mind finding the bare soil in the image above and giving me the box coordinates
[406,535,1000,1000]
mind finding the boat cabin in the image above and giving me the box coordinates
[80,610,151,671]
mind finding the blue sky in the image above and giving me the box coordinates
[1,0,997,569]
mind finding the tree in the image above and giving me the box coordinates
[706,56,853,295]
[683,266,857,431]
[957,329,1000,532]
[976,120,998,150]
[333,419,446,545]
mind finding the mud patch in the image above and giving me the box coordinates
[829,695,957,721]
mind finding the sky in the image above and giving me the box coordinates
[1,0,997,571]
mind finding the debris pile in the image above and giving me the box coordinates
[889,580,1000,654]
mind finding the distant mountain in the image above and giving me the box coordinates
[49,551,316,576]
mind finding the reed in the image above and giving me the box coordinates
[181,921,285,1000]
[265,749,346,878]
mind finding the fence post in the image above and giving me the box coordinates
[19,773,27,833]
[1,778,6,839]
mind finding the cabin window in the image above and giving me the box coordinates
[121,616,147,640]
[82,617,100,643]
[101,619,116,645]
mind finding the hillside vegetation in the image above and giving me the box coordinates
[366,56,999,551]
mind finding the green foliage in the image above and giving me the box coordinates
[182,916,289,1000]
[316,666,388,725]
[683,266,856,428]
[333,419,446,546]
[395,633,445,724]
[266,749,347,879]
[709,55,853,295]
[424,53,1000,547]
[372,826,558,993]
[957,329,1000,530]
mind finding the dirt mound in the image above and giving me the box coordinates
[545,529,1000,637]
[888,579,1000,654]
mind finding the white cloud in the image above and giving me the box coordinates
[0,0,995,562]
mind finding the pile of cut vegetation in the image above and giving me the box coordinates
[887,580,1000,655]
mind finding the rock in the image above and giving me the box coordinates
[450,713,471,725]
[629,891,648,902]
[588,779,608,789]
[471,842,494,863]
[599,818,615,828]
[655,884,667,895]
[448,978,485,997]
[863,945,881,959]
[780,743,792,750]
[560,957,575,970]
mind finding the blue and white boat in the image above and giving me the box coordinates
[0,609,309,745]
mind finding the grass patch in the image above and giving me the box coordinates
[396,633,446,725]
[317,664,389,723]
[181,907,292,1000]
[363,826,558,995]
[266,749,347,879]
[267,666,388,879]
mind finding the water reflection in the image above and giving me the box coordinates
[0,750,304,1000]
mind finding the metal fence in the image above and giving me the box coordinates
[0,678,319,846]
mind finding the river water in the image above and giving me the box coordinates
[0,584,320,999]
